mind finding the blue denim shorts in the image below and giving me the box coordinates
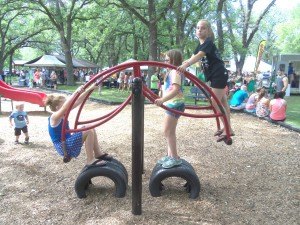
[165,103,185,119]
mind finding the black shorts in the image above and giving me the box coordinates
[15,126,28,136]
[207,68,228,89]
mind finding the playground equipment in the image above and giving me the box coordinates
[149,159,200,199]
[0,80,46,113]
[60,61,232,215]
[75,158,128,198]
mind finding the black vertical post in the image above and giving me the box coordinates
[141,93,145,173]
[132,77,144,215]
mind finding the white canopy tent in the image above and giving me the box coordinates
[228,56,272,72]
[24,55,66,67]
[119,59,148,71]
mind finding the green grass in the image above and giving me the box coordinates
[60,85,133,103]
[285,96,300,128]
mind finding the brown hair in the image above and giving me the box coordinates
[44,95,66,112]
[166,49,183,67]
[198,19,215,41]
[257,88,266,102]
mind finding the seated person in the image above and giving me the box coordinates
[256,88,270,118]
[230,85,248,110]
[228,82,240,99]
[245,88,261,113]
[269,91,287,122]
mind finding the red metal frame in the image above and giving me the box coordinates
[61,61,232,161]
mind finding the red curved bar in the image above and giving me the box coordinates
[61,60,231,146]
[68,95,132,133]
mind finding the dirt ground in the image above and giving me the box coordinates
[0,93,299,225]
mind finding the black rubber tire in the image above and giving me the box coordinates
[75,162,127,199]
[149,159,200,199]
[108,158,128,183]
[79,158,128,188]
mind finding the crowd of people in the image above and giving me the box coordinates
[12,68,61,89]
[228,69,288,122]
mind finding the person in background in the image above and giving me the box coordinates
[275,70,288,95]
[229,85,248,110]
[158,69,166,97]
[269,91,287,122]
[247,74,256,94]
[34,69,41,87]
[150,69,160,95]
[245,88,261,113]
[50,71,58,90]
[9,102,30,144]
[117,71,125,91]
[287,62,294,84]
[123,72,129,91]
[41,69,46,87]
[256,88,270,118]
[127,72,134,91]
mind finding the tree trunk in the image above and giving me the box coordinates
[216,0,225,55]
[147,0,158,87]
[60,33,74,85]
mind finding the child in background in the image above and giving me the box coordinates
[269,91,287,122]
[44,83,112,166]
[256,88,270,118]
[245,88,261,113]
[9,103,30,144]
[50,71,58,90]
[154,49,185,169]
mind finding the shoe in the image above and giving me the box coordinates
[82,159,107,172]
[15,140,19,144]
[214,129,235,137]
[25,137,29,144]
[157,156,171,164]
[162,157,182,169]
[96,153,113,161]
[214,128,224,136]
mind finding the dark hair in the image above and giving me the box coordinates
[274,91,285,99]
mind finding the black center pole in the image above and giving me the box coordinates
[131,77,144,215]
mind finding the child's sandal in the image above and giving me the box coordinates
[96,153,113,161]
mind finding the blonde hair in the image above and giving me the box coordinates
[166,49,183,66]
[198,19,215,41]
[257,88,267,102]
[15,102,24,110]
[44,95,66,112]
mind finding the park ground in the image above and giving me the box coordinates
[0,93,299,225]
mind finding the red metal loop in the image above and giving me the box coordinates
[61,60,232,157]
